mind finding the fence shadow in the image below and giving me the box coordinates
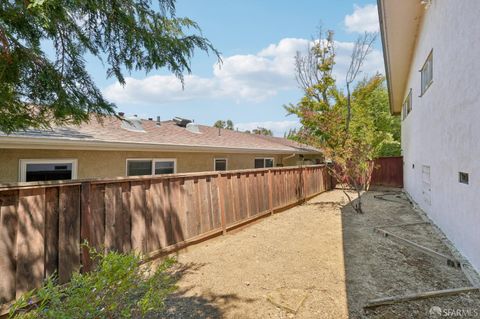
[146,261,253,318]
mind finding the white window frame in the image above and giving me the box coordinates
[214,158,228,171]
[19,159,78,182]
[402,89,412,120]
[254,157,275,169]
[125,158,177,176]
[420,50,433,96]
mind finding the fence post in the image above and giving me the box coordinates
[268,169,274,215]
[301,166,306,201]
[80,181,93,272]
[218,173,227,235]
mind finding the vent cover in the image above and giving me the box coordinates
[121,117,145,132]
[186,123,201,134]
[173,117,192,127]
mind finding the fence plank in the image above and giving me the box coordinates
[218,175,227,234]
[184,178,199,238]
[225,175,235,225]
[268,170,273,214]
[58,186,80,283]
[130,181,147,253]
[45,187,59,277]
[197,178,209,233]
[121,182,132,253]
[16,188,45,297]
[105,183,124,252]
[90,184,105,253]
[0,191,18,303]
[80,182,93,272]
[147,180,167,252]
[170,179,186,244]
[209,177,221,229]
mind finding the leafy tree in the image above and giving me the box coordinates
[0,0,219,134]
[286,29,398,213]
[213,119,234,130]
[252,127,273,136]
[284,128,299,140]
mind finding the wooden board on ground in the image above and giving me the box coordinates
[374,227,461,268]
[364,287,480,309]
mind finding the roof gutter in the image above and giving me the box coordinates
[0,136,319,155]
[377,0,397,115]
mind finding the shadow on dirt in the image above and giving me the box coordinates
[149,261,254,318]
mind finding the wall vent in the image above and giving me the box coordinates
[459,172,469,184]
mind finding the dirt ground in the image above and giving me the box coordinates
[151,189,480,318]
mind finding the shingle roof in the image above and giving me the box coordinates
[0,117,320,154]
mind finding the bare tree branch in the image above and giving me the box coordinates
[345,32,377,132]
[294,27,335,105]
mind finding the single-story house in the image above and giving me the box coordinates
[0,116,322,183]
[378,0,480,270]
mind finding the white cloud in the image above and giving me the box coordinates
[103,36,384,105]
[344,4,379,33]
[104,38,307,105]
[104,75,217,105]
[235,120,300,137]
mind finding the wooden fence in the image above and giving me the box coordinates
[0,165,332,306]
[370,156,404,188]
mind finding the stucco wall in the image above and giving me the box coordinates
[0,148,322,183]
[401,0,480,270]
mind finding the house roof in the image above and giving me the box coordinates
[0,116,320,155]
[378,0,425,114]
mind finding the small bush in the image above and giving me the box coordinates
[9,248,176,319]
[376,140,401,157]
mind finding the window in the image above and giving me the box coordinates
[154,161,175,174]
[254,158,274,169]
[19,159,77,182]
[459,172,469,184]
[126,159,176,176]
[420,51,433,95]
[214,158,227,171]
[402,89,412,120]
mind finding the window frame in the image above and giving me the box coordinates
[402,89,412,120]
[19,158,78,182]
[125,158,177,177]
[214,158,228,171]
[254,157,275,169]
[420,50,433,96]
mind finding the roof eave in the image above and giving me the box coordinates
[377,0,425,115]
[0,136,320,155]
[377,0,398,115]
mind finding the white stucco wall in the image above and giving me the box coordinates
[401,0,480,271]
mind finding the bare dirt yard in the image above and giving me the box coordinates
[151,189,480,318]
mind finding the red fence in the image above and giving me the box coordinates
[0,165,332,306]
[370,156,403,188]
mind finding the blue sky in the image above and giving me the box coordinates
[95,0,383,136]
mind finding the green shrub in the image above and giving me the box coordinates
[375,140,402,157]
[9,248,176,319]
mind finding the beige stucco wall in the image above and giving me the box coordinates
[0,148,322,183]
